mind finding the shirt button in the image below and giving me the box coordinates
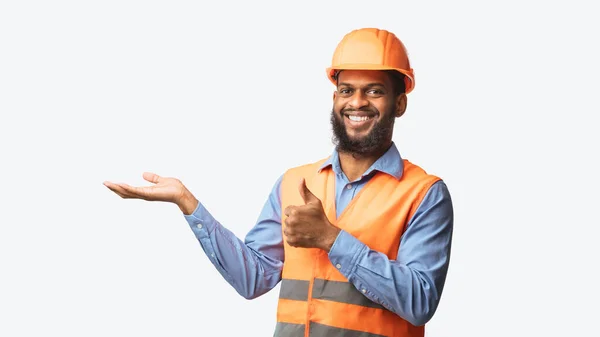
[346,184,352,190]
[210,253,215,258]
[362,289,366,293]
[336,263,341,269]
[196,223,203,229]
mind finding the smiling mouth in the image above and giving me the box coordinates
[342,112,378,130]
[343,111,378,121]
[346,115,374,122]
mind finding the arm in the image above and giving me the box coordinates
[327,180,454,326]
[184,176,285,299]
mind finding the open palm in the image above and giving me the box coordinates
[103,172,185,203]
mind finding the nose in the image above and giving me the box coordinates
[348,91,369,110]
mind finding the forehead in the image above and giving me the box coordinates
[337,70,391,86]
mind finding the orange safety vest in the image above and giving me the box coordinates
[274,157,440,337]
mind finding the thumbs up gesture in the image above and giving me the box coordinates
[283,178,341,252]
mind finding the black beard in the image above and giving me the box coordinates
[330,107,396,156]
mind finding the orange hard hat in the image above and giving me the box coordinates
[326,28,415,94]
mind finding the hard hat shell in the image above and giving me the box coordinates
[326,28,415,94]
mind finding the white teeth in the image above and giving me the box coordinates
[348,115,370,122]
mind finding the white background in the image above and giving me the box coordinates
[1,1,599,336]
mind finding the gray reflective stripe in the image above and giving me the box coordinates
[309,322,386,337]
[311,278,384,309]
[273,322,305,337]
[279,279,310,301]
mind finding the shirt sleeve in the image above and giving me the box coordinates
[327,180,454,326]
[184,175,285,299]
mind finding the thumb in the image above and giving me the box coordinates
[299,178,320,204]
[143,172,162,184]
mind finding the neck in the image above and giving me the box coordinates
[338,143,391,181]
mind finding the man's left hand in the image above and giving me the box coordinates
[283,178,341,252]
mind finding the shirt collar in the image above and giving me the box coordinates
[317,142,404,180]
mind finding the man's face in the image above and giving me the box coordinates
[331,70,406,155]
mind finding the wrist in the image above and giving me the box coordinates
[321,225,341,252]
[177,189,198,215]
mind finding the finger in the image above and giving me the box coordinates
[104,182,150,200]
[103,182,135,199]
[118,183,153,199]
[283,222,290,235]
[298,178,320,204]
[112,189,130,199]
[104,181,126,194]
[143,172,162,184]
[284,206,296,217]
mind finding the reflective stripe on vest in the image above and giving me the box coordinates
[280,278,384,310]
[279,279,310,301]
[275,321,387,337]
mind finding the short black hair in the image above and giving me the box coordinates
[333,70,406,96]
[384,70,406,96]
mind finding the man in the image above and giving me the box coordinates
[104,28,453,337]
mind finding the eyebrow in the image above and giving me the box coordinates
[338,82,387,88]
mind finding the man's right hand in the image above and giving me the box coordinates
[103,172,199,215]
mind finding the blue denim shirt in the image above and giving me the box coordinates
[184,142,453,326]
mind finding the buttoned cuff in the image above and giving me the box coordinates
[184,201,218,240]
[327,230,368,279]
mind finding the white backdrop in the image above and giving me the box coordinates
[1,1,599,336]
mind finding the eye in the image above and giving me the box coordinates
[367,89,385,95]
[339,88,353,96]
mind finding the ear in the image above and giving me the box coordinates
[395,93,407,118]
[333,90,338,101]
